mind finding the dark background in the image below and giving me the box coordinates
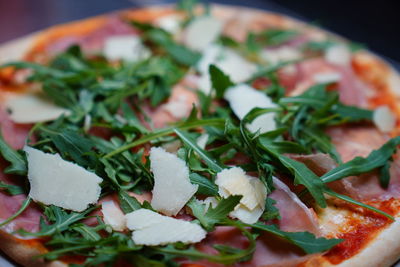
[0,0,399,64]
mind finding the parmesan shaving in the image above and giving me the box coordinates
[150,147,198,216]
[155,14,182,34]
[5,92,70,124]
[325,44,351,66]
[183,16,223,51]
[224,84,277,133]
[24,146,102,212]
[196,133,209,149]
[373,105,396,133]
[101,201,127,231]
[196,45,257,93]
[215,167,267,224]
[313,72,342,84]
[126,209,206,246]
[261,46,302,65]
[103,35,150,62]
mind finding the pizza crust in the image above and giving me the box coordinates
[0,231,67,267]
[0,4,400,267]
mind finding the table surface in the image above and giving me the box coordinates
[0,0,399,265]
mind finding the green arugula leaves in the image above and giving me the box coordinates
[250,223,342,254]
[209,64,234,98]
[321,136,400,183]
[188,195,242,231]
[0,133,27,175]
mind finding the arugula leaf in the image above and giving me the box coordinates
[189,173,218,196]
[72,224,101,241]
[256,29,298,47]
[154,219,256,265]
[39,126,96,168]
[177,0,198,19]
[250,223,342,254]
[324,189,394,220]
[23,206,92,237]
[279,156,327,208]
[174,129,224,172]
[145,28,200,66]
[261,198,280,220]
[321,136,400,183]
[379,160,392,189]
[259,138,327,207]
[188,195,242,231]
[104,118,225,158]
[0,181,24,195]
[118,190,142,213]
[209,64,234,98]
[0,132,27,175]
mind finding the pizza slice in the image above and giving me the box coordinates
[1,2,400,267]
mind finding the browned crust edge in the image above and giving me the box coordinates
[0,231,67,267]
[1,4,400,267]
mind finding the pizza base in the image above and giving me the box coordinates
[0,4,400,267]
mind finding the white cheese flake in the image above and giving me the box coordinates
[150,147,198,216]
[155,14,182,34]
[230,204,264,224]
[24,146,102,212]
[260,46,302,65]
[215,167,267,224]
[101,201,127,231]
[388,71,400,97]
[196,45,257,94]
[5,92,70,124]
[373,105,396,133]
[196,197,218,211]
[224,84,277,133]
[216,167,259,210]
[325,44,351,66]
[162,94,191,119]
[313,72,342,84]
[183,16,223,51]
[196,133,209,149]
[126,209,206,246]
[103,35,150,62]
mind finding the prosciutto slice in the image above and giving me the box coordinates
[290,58,373,107]
[0,108,41,234]
[289,126,400,202]
[46,16,138,54]
[327,125,400,201]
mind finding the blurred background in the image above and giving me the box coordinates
[0,0,399,64]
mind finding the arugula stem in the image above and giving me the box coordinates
[104,118,225,158]
[325,190,394,220]
[154,220,256,264]
[174,129,223,172]
[0,197,32,228]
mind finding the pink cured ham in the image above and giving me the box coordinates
[327,125,400,201]
[289,58,373,107]
[269,177,320,234]
[0,109,41,234]
[46,16,138,54]
[0,107,31,150]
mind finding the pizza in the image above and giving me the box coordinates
[1,1,400,267]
